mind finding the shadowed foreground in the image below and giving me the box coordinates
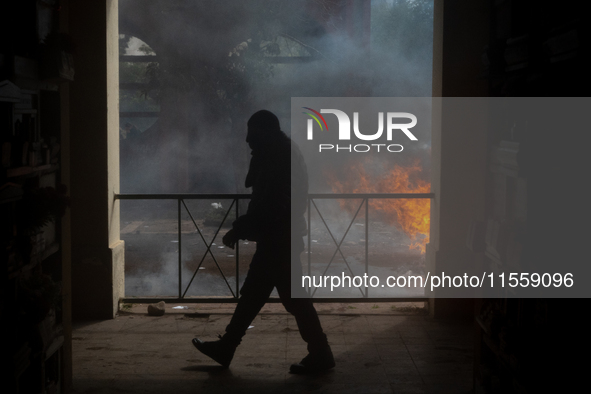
[72,303,472,394]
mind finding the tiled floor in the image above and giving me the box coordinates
[71,303,473,394]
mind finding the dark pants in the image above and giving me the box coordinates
[224,237,328,352]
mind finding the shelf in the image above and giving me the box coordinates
[7,243,60,280]
[8,258,40,280]
[13,108,38,114]
[0,185,23,204]
[6,166,33,177]
[0,195,22,204]
[6,164,56,179]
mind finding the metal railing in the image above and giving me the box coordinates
[116,193,434,303]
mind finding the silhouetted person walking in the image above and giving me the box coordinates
[192,110,334,374]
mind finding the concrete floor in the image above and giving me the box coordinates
[71,303,473,394]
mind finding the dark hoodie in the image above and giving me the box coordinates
[232,110,308,243]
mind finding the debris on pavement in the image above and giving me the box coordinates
[147,301,166,316]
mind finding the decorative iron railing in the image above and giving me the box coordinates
[116,193,433,303]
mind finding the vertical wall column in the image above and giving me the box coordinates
[427,0,489,318]
[59,0,74,388]
[69,0,123,319]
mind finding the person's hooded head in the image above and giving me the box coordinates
[246,110,285,151]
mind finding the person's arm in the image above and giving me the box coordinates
[222,193,272,248]
[225,158,291,245]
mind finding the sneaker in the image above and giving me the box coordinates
[192,336,236,368]
[289,346,335,374]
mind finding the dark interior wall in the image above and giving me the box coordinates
[69,0,110,319]
[471,0,589,392]
[428,0,489,319]
[438,0,490,97]
[1,1,75,391]
[69,0,123,320]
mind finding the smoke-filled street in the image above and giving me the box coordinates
[117,0,434,300]
[122,198,428,298]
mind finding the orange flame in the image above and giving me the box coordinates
[325,160,430,253]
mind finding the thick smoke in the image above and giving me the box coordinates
[118,0,434,297]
